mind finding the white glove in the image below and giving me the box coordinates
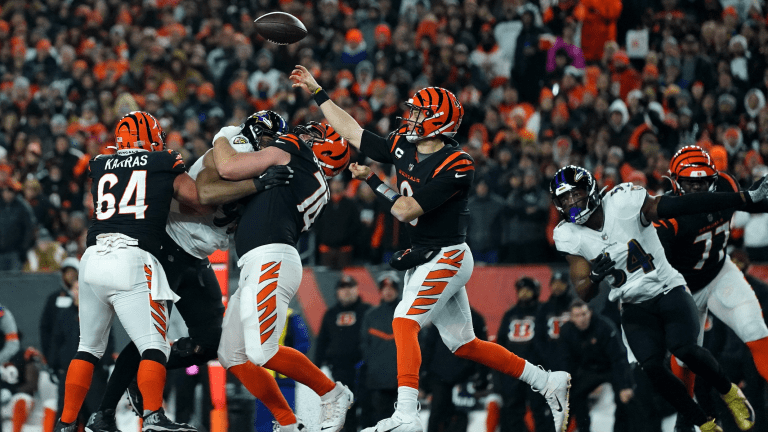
[213,126,242,144]
[748,176,768,203]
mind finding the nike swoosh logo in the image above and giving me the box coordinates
[553,395,563,412]
[455,173,467,178]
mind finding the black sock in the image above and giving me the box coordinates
[98,343,141,411]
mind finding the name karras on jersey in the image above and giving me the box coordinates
[104,154,149,170]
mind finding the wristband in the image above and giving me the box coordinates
[252,177,262,190]
[366,174,401,203]
[313,88,330,105]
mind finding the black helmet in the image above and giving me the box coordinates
[550,165,601,225]
[240,110,288,150]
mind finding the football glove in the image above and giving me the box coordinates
[589,253,616,284]
[253,165,294,192]
[390,246,441,271]
[747,175,768,203]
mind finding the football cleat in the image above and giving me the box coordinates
[721,383,755,431]
[86,409,121,432]
[126,378,143,416]
[142,408,196,432]
[361,409,423,432]
[319,382,354,432]
[54,419,77,432]
[699,418,723,432]
[272,418,307,432]
[533,370,571,432]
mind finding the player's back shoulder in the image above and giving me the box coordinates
[715,172,740,193]
[431,146,474,178]
[605,182,647,217]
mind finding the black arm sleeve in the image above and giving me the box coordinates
[656,192,746,219]
[359,130,394,164]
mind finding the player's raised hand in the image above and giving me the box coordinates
[290,65,321,94]
[589,253,616,285]
[747,175,768,203]
[349,162,372,180]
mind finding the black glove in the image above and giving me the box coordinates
[253,165,294,192]
[212,202,241,228]
[589,253,616,284]
[389,246,441,271]
[171,337,202,358]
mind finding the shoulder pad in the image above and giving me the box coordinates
[432,150,474,178]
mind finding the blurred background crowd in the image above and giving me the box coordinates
[0,0,767,271]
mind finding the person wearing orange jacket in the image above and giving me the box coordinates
[574,0,623,63]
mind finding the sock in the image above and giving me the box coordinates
[43,407,56,432]
[454,338,527,379]
[486,397,501,432]
[137,359,166,414]
[520,362,548,390]
[392,318,421,389]
[61,359,95,423]
[670,355,695,397]
[263,346,335,396]
[229,362,296,426]
[11,398,29,432]
[746,337,768,382]
[99,342,141,411]
[397,387,419,414]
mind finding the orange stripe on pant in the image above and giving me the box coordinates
[258,262,281,344]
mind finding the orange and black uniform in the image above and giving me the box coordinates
[234,133,329,256]
[86,150,186,258]
[359,130,474,248]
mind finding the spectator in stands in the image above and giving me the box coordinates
[467,178,505,264]
[559,299,634,432]
[512,5,546,105]
[534,272,575,372]
[315,178,362,269]
[488,277,552,432]
[360,274,400,428]
[0,179,36,271]
[315,275,371,432]
[501,169,550,263]
[39,257,79,362]
[576,0,622,63]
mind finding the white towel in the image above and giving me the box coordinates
[146,251,180,303]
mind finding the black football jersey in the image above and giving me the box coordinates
[360,130,474,247]
[86,150,186,257]
[0,347,42,394]
[234,133,329,256]
[655,173,740,292]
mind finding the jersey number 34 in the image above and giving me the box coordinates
[602,239,656,288]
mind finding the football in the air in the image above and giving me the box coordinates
[253,12,307,45]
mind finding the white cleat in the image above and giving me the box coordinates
[361,409,423,432]
[272,418,306,432]
[534,370,571,432]
[319,382,354,432]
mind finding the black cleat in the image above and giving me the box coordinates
[86,409,121,432]
[126,378,143,416]
[54,419,77,432]
[142,408,197,432]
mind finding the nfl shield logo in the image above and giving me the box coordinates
[409,163,414,171]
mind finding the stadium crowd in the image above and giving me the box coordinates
[0,0,768,270]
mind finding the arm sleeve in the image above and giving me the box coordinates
[359,130,394,164]
[412,153,474,213]
[0,308,20,364]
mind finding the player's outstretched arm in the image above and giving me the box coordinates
[350,162,424,222]
[212,136,290,181]
[197,151,293,205]
[565,254,599,301]
[642,177,768,222]
[290,65,364,150]
[173,173,215,215]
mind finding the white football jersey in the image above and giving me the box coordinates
[165,134,253,259]
[553,182,687,304]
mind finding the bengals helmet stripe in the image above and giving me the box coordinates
[669,145,718,193]
[304,123,350,178]
[398,87,463,142]
[114,111,165,152]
